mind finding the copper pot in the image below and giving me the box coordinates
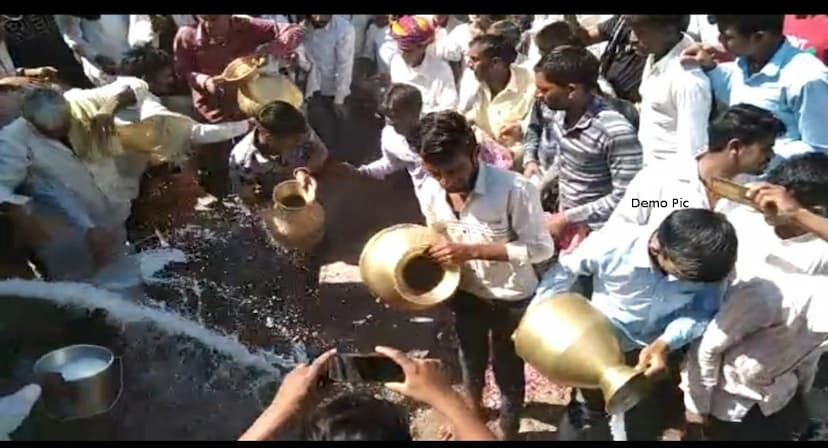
[512,293,650,414]
[359,224,460,311]
[261,172,325,252]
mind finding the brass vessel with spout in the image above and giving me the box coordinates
[512,293,649,414]
[359,224,461,311]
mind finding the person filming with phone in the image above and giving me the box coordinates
[239,346,496,441]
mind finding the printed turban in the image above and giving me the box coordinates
[390,15,435,51]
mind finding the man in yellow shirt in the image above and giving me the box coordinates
[465,34,536,169]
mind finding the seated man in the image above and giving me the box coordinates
[416,111,555,439]
[683,271,828,440]
[239,346,496,441]
[228,101,328,208]
[0,88,133,284]
[532,208,738,440]
[388,16,458,114]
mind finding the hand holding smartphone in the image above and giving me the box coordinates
[326,353,405,383]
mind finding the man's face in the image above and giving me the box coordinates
[401,45,427,67]
[386,108,419,139]
[198,15,231,38]
[534,71,571,110]
[422,149,478,193]
[648,234,683,278]
[434,15,450,28]
[731,137,775,175]
[148,66,176,96]
[373,15,389,27]
[254,125,303,156]
[467,44,495,83]
[629,23,673,56]
[717,25,755,58]
[34,113,71,141]
[310,15,331,28]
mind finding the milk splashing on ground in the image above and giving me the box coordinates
[0,279,294,373]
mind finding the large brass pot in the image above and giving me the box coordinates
[513,293,649,414]
[261,173,325,252]
[238,73,304,117]
[359,224,461,311]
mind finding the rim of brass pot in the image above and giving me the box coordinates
[222,55,266,83]
[272,179,316,209]
[237,73,305,118]
[359,223,461,311]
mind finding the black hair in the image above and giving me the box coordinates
[707,103,786,152]
[380,83,422,117]
[535,21,580,54]
[487,19,522,49]
[304,393,411,441]
[625,15,690,32]
[656,209,738,283]
[766,153,828,214]
[121,44,173,80]
[714,15,784,36]
[415,110,477,166]
[534,45,599,89]
[469,34,518,65]
[256,101,307,137]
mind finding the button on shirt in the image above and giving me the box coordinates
[418,163,555,301]
[683,271,828,423]
[533,225,725,352]
[466,65,536,152]
[706,38,828,159]
[303,15,356,105]
[390,50,458,114]
[638,33,712,167]
[524,96,643,229]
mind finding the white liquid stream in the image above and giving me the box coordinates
[56,358,110,382]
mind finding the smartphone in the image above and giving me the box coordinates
[326,353,405,383]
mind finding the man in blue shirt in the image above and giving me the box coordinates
[681,15,828,171]
[533,208,738,440]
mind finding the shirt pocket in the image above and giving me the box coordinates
[470,214,511,244]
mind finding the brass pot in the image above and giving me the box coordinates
[237,73,305,117]
[261,173,325,252]
[512,293,649,414]
[359,224,461,311]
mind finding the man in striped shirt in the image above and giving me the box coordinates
[524,45,642,252]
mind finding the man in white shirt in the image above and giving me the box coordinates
[416,110,555,439]
[729,152,828,277]
[362,15,396,75]
[389,16,458,114]
[300,15,355,152]
[54,15,133,86]
[606,104,785,233]
[683,270,827,440]
[627,15,712,167]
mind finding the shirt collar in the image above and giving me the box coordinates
[563,95,606,133]
[648,33,695,75]
[482,66,522,101]
[472,162,489,196]
[630,230,657,269]
[737,38,796,79]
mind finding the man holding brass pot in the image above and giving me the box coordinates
[414,111,555,440]
[532,208,738,440]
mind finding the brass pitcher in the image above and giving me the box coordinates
[359,224,460,311]
[512,293,649,414]
[237,73,305,117]
[261,171,325,252]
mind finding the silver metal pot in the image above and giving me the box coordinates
[32,344,123,421]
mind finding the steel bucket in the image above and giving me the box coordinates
[32,344,123,421]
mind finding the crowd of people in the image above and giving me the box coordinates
[1,13,828,441]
